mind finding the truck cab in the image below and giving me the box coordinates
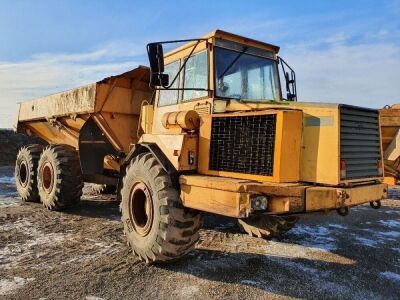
[141,30,386,219]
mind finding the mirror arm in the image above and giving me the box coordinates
[278,56,297,101]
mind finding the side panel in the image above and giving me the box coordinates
[18,84,97,122]
[223,102,342,185]
[17,116,88,149]
[139,134,198,171]
[299,106,340,185]
[93,80,152,154]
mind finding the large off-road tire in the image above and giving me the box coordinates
[15,144,43,202]
[238,215,298,239]
[37,145,83,210]
[121,153,201,263]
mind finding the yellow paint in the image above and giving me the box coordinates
[384,176,397,185]
[306,184,387,211]
[180,174,387,218]
[161,110,200,130]
[140,133,197,171]
[140,104,154,134]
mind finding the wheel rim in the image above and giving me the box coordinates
[129,182,153,237]
[41,162,54,193]
[18,160,29,187]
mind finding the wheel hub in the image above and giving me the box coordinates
[41,162,54,193]
[129,182,153,237]
[18,160,29,187]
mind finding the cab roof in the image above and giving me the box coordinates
[164,29,280,58]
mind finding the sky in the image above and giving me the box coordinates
[0,0,399,127]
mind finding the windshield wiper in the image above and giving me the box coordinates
[219,46,248,78]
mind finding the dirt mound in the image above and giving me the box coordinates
[0,130,45,166]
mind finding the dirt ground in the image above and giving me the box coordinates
[0,165,399,300]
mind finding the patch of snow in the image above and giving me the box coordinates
[354,237,378,248]
[328,224,348,230]
[0,196,19,207]
[380,271,400,282]
[392,247,400,254]
[0,176,15,184]
[379,220,400,228]
[0,219,72,269]
[288,225,337,251]
[352,206,369,211]
[379,231,400,239]
[241,280,270,291]
[86,297,105,300]
[273,258,320,275]
[0,277,35,296]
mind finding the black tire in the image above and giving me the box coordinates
[37,145,83,210]
[121,152,201,263]
[91,184,117,194]
[238,215,298,239]
[15,144,43,202]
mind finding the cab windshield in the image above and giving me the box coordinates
[214,47,280,101]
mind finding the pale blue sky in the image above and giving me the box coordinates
[1,0,399,127]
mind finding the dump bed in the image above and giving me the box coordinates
[15,66,152,154]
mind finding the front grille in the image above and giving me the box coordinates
[340,105,381,179]
[209,114,276,176]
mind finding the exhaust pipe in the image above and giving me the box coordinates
[370,200,381,209]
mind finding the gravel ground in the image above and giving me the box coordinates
[0,165,399,299]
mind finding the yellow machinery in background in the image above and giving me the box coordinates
[14,30,387,263]
[380,104,400,185]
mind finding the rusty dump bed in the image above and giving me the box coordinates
[15,66,152,155]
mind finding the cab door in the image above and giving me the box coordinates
[153,49,212,134]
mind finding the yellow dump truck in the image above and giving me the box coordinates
[379,105,400,185]
[14,30,387,263]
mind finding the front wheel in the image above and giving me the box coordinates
[120,153,201,263]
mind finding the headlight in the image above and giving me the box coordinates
[250,194,268,211]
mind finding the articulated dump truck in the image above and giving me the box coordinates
[14,30,387,263]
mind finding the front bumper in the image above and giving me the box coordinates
[305,183,387,211]
[179,175,387,218]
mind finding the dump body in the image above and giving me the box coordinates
[15,66,152,158]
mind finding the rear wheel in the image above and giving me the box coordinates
[37,145,83,210]
[238,215,298,239]
[121,153,201,263]
[15,144,43,202]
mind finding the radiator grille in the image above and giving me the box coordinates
[340,105,381,179]
[209,114,276,176]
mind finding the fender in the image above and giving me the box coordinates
[117,143,179,199]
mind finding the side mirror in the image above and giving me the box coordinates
[147,43,169,87]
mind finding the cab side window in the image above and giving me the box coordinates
[158,60,180,106]
[182,51,208,101]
